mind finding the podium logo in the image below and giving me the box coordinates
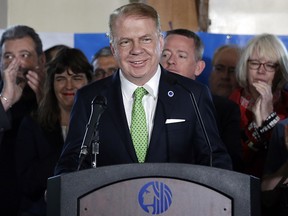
[138,181,173,214]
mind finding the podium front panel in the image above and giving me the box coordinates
[47,163,260,216]
[79,177,231,216]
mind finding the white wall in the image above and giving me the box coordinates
[1,0,288,35]
[209,0,288,35]
[6,0,129,33]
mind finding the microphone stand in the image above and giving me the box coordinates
[175,80,213,167]
[77,95,107,170]
[91,123,100,168]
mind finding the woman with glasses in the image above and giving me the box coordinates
[229,33,288,178]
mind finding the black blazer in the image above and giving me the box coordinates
[15,116,64,214]
[212,95,243,172]
[55,68,232,174]
[0,103,11,148]
[264,118,288,175]
[0,82,38,216]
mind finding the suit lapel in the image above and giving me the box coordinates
[147,70,178,161]
[106,73,138,162]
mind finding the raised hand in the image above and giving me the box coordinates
[251,81,273,126]
[1,58,24,110]
[25,65,45,103]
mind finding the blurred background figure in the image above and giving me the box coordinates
[209,44,241,98]
[15,47,92,216]
[261,118,288,216]
[91,46,118,81]
[0,25,46,216]
[44,44,70,64]
[161,28,243,171]
[229,33,288,178]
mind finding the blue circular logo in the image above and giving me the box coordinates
[138,181,173,214]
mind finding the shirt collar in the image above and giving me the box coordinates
[120,65,161,100]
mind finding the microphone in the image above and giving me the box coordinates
[77,95,107,170]
[174,79,213,166]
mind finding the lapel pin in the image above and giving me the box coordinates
[168,91,174,97]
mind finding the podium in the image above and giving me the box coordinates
[47,163,260,216]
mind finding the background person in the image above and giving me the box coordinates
[209,44,241,97]
[160,28,243,171]
[261,118,288,216]
[15,47,92,216]
[229,33,288,178]
[0,25,46,216]
[44,44,70,64]
[91,46,118,81]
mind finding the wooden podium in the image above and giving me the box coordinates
[47,163,260,216]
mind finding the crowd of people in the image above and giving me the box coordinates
[0,2,288,216]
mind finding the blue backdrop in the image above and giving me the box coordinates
[74,32,288,86]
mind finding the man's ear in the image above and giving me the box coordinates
[40,53,46,67]
[110,43,115,56]
[194,60,206,77]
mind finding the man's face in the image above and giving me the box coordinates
[110,15,164,86]
[161,34,199,80]
[209,48,240,97]
[1,36,42,85]
[92,55,118,81]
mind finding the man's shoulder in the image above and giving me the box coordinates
[212,95,239,108]
[163,70,207,90]
[79,75,115,95]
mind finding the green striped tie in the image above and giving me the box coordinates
[131,87,148,163]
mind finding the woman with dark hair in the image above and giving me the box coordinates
[15,47,92,216]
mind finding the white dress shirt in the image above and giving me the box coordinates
[120,65,161,144]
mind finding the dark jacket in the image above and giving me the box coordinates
[55,68,232,174]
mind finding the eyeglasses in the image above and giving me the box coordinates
[213,64,236,74]
[247,60,278,72]
[94,67,117,79]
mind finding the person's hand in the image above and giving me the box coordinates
[0,58,24,110]
[251,81,273,126]
[26,66,45,103]
[252,96,262,127]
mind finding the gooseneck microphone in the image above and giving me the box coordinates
[175,80,213,167]
[77,95,107,170]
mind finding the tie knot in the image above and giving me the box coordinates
[134,87,147,100]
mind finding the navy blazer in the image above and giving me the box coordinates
[212,95,243,172]
[55,67,232,174]
[264,118,288,175]
[15,116,64,214]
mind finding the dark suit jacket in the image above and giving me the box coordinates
[0,103,11,130]
[0,82,38,216]
[15,116,64,214]
[55,68,232,174]
[264,118,288,175]
[0,80,12,148]
[0,103,11,148]
[212,95,244,172]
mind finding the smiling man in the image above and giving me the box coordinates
[55,3,232,175]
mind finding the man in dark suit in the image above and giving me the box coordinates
[160,28,243,171]
[55,3,232,175]
[0,25,46,216]
[261,118,288,215]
